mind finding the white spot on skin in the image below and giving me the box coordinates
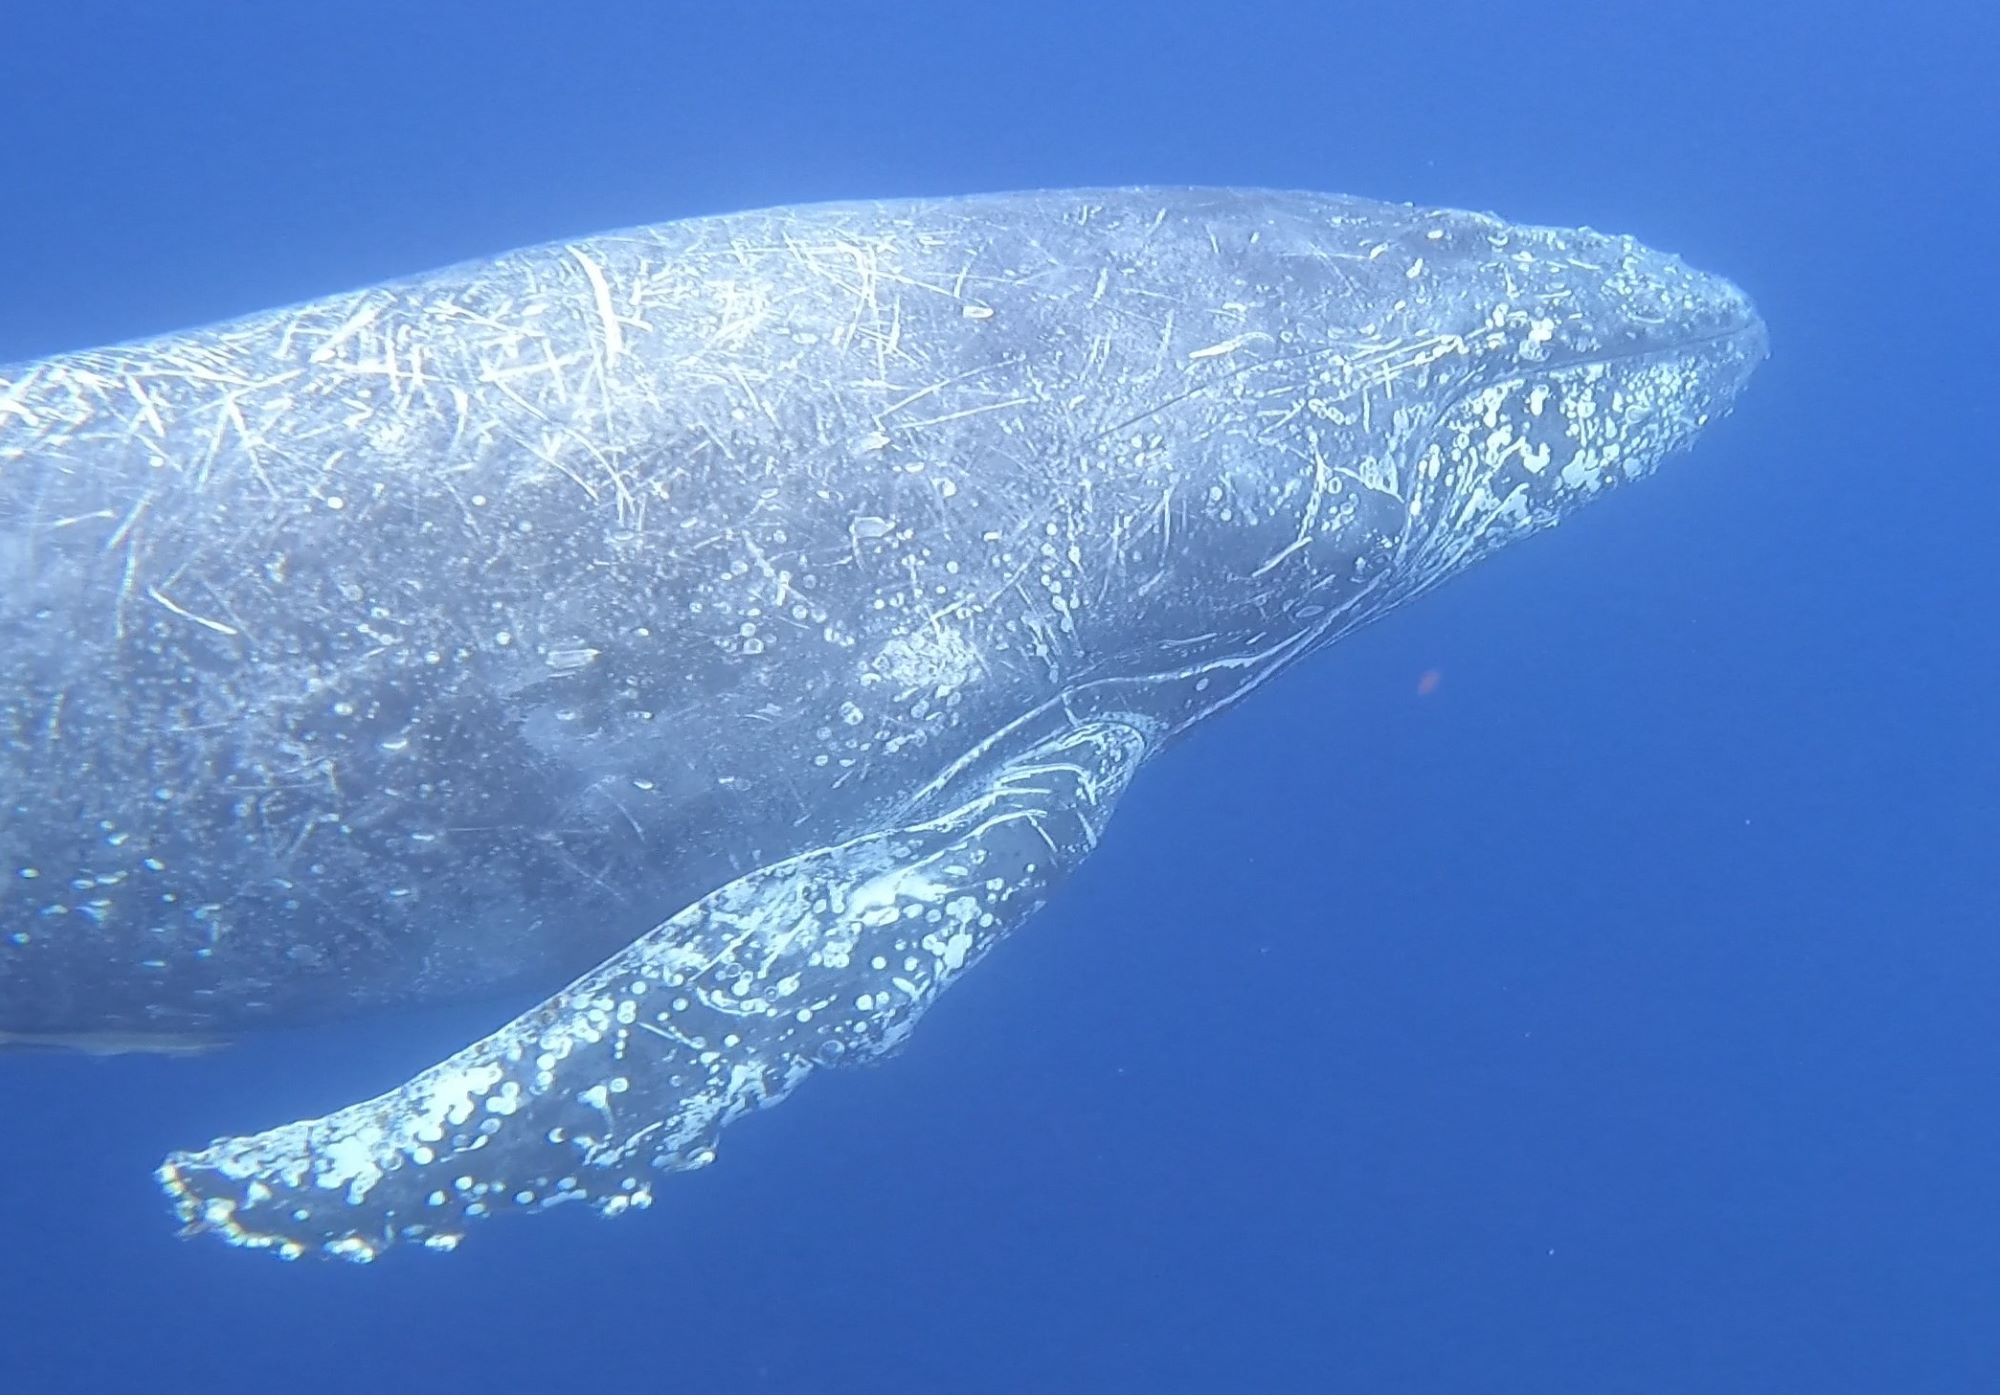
[869,624,980,696]
[930,930,974,972]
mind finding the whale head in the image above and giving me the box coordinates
[1379,210,1768,581]
[1242,197,1770,609]
[1062,190,1767,731]
[1201,196,1760,595]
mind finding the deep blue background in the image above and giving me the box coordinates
[3,3,1995,1391]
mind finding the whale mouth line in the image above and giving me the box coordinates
[1456,313,1767,426]
[1560,314,1770,377]
[1093,308,1766,449]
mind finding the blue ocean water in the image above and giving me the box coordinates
[2,2,1994,1390]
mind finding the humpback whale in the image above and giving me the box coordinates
[0,188,1765,1260]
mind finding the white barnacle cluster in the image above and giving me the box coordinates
[868,621,982,700]
[158,1020,638,1262]
[1398,315,1731,605]
[616,835,1018,1129]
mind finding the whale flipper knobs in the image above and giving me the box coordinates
[158,721,1147,1260]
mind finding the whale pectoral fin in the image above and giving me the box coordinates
[157,720,1148,1261]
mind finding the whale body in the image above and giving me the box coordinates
[0,188,1765,1258]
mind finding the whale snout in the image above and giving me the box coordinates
[1701,269,1766,348]
[1581,229,1769,383]
[1527,226,1770,428]
[1651,250,1768,380]
[1670,261,1769,427]
[1657,258,1768,419]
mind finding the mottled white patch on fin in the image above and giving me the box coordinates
[158,720,1147,1261]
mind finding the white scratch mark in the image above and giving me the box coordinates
[147,586,240,637]
[568,247,626,367]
